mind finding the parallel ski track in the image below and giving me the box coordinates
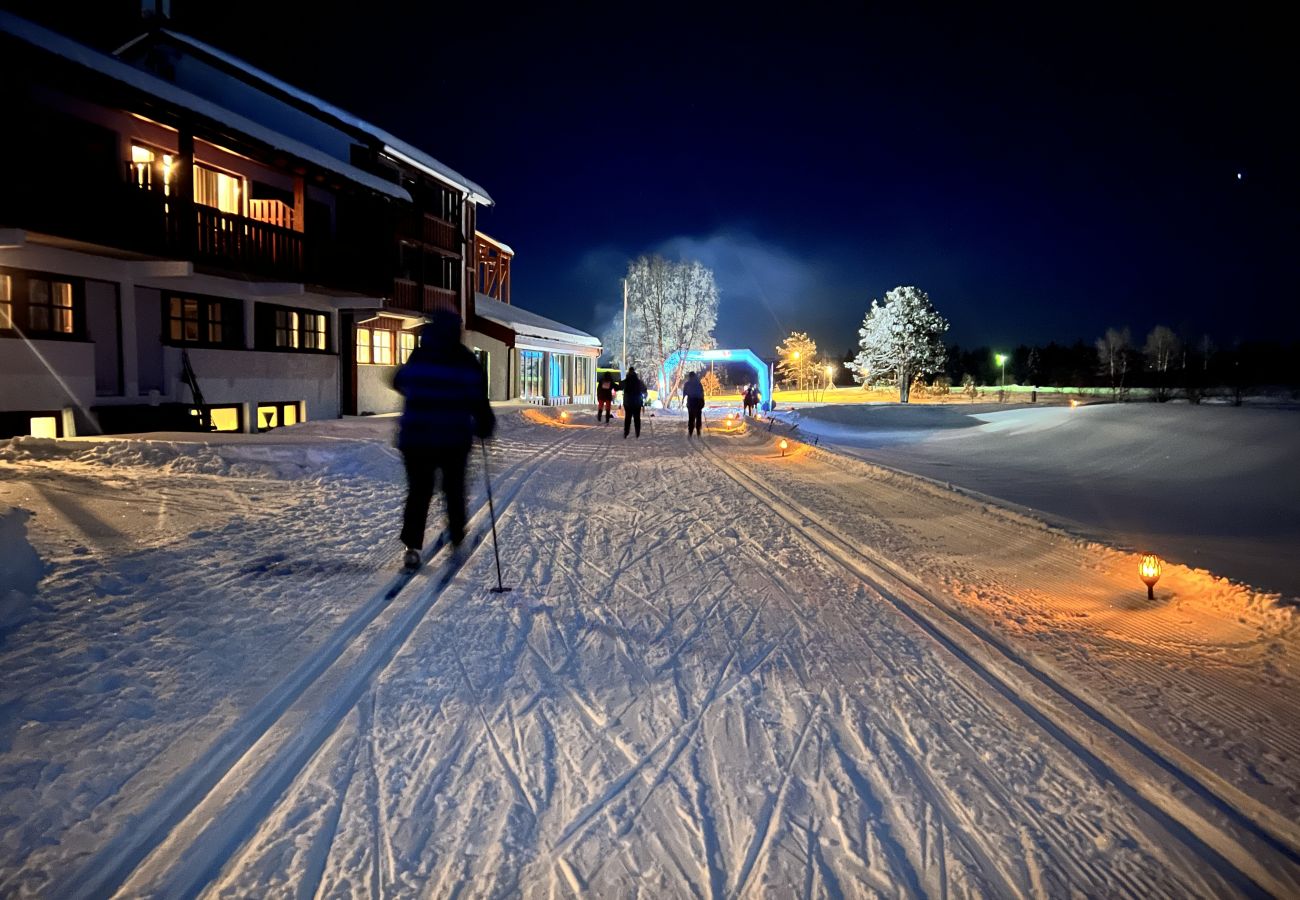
[696,435,1298,899]
[56,428,586,900]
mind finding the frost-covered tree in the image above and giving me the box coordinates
[846,286,949,403]
[1096,327,1132,399]
[600,255,719,404]
[1144,325,1181,402]
[775,331,818,394]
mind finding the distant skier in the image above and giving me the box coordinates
[392,311,495,571]
[743,385,756,417]
[683,371,706,437]
[596,371,616,423]
[621,367,646,438]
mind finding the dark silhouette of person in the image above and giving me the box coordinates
[683,371,705,437]
[392,311,494,570]
[621,367,646,438]
[596,371,616,422]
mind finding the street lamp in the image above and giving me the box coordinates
[995,353,1006,401]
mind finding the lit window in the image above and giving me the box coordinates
[30,416,58,438]
[275,309,300,348]
[399,331,416,363]
[194,163,243,215]
[373,329,393,365]
[168,295,234,346]
[28,278,75,334]
[357,327,372,364]
[304,313,326,350]
[0,273,11,329]
[209,407,240,432]
[130,144,173,194]
[257,405,279,429]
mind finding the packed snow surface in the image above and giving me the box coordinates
[0,407,1296,897]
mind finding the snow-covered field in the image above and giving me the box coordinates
[1,407,1297,897]
[783,402,1300,600]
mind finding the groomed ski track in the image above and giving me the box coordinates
[21,411,1299,898]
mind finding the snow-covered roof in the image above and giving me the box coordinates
[149,29,493,206]
[473,294,600,348]
[476,232,515,256]
[0,12,410,202]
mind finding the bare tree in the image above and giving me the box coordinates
[1143,325,1182,402]
[601,255,719,404]
[1096,327,1132,400]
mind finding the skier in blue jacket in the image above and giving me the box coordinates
[393,311,495,570]
[683,371,706,437]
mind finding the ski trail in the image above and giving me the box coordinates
[698,435,1287,897]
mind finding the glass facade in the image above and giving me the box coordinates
[519,349,544,403]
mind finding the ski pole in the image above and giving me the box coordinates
[480,437,511,593]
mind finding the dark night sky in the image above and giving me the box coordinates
[14,1,1299,355]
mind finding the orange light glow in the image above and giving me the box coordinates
[1139,553,1162,599]
[779,438,789,457]
[1070,399,1079,408]
[560,411,569,420]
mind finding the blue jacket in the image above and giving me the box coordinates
[393,342,494,450]
[682,377,705,406]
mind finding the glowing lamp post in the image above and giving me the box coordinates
[995,353,1007,401]
[559,410,569,421]
[1139,554,1162,600]
[779,438,789,457]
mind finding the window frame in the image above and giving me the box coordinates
[163,292,242,348]
[256,303,331,353]
[0,267,84,340]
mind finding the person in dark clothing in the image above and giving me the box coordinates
[392,311,495,570]
[683,371,706,437]
[743,386,755,417]
[621,367,646,438]
[596,371,616,422]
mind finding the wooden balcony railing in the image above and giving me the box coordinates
[248,198,295,230]
[190,205,303,279]
[422,214,459,255]
[424,285,457,315]
[391,278,421,312]
[388,280,458,316]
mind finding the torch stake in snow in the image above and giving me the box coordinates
[481,438,511,594]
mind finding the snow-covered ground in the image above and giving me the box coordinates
[0,408,1296,897]
[782,402,1300,600]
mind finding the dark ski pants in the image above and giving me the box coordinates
[623,406,642,438]
[687,401,704,436]
[401,445,469,550]
[597,398,612,421]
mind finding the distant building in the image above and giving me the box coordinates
[0,10,598,438]
[465,234,600,405]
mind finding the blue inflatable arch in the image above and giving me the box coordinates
[660,348,772,412]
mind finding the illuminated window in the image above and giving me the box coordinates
[167,295,237,346]
[373,329,393,365]
[257,402,302,430]
[399,331,416,363]
[28,278,75,334]
[129,143,173,194]
[519,349,544,401]
[304,313,326,350]
[275,309,300,348]
[208,406,240,432]
[357,327,372,364]
[29,416,59,438]
[194,163,243,215]
[0,273,11,329]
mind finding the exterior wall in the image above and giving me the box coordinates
[179,347,339,420]
[1,241,348,432]
[466,330,511,402]
[357,365,401,416]
[0,338,94,409]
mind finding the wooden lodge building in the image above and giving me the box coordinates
[0,10,599,438]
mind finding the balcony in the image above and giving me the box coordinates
[396,212,459,256]
[391,279,458,316]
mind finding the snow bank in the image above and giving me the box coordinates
[0,508,46,629]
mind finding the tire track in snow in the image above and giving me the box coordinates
[698,436,1290,898]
